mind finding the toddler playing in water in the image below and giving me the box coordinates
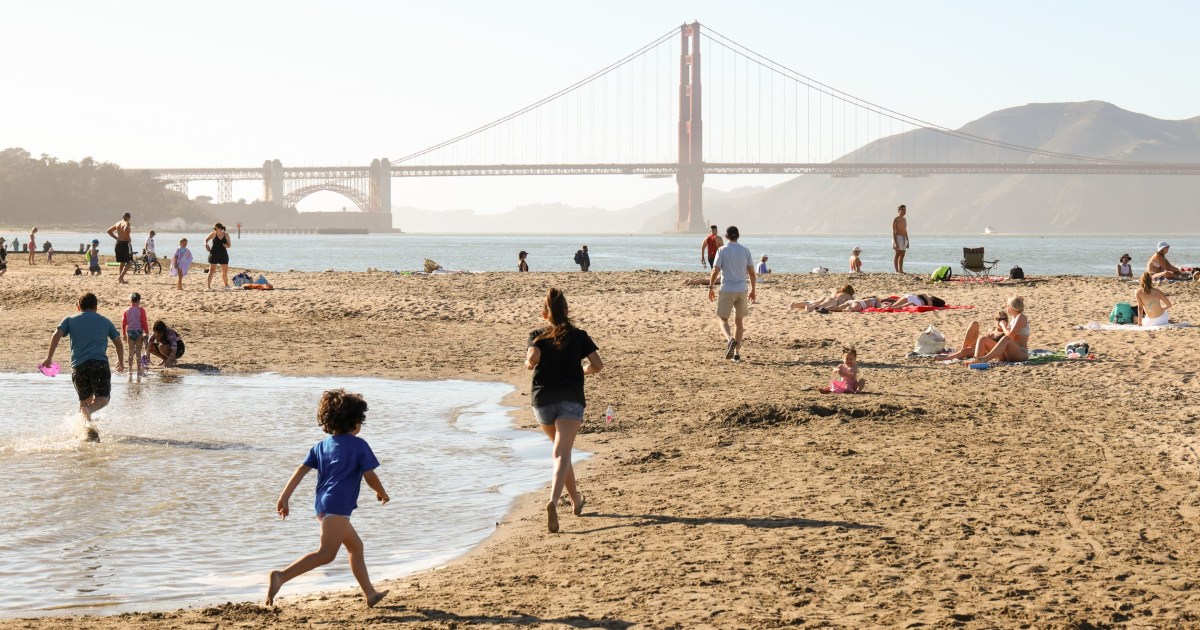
[819,345,866,394]
[266,389,391,609]
[121,293,149,377]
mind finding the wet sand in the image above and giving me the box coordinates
[1,260,1199,628]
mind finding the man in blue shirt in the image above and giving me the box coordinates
[41,292,125,432]
[708,226,756,363]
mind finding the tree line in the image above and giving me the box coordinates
[0,148,214,227]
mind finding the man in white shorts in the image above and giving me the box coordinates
[708,225,756,362]
[892,204,909,274]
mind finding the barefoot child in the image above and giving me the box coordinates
[266,389,390,608]
[819,345,866,394]
[87,239,102,276]
[122,293,149,377]
[40,292,125,439]
[170,238,193,290]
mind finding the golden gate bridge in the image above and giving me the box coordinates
[134,22,1200,233]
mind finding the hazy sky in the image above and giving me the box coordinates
[3,1,1197,214]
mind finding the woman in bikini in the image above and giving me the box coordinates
[790,284,855,312]
[943,295,1030,362]
[887,294,946,309]
[1135,271,1173,326]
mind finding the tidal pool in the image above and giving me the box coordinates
[0,372,559,616]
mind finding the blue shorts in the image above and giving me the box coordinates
[532,400,585,426]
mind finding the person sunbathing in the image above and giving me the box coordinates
[1135,271,1173,326]
[825,296,883,312]
[887,294,946,309]
[790,284,854,312]
[1147,242,1196,281]
[942,295,1029,362]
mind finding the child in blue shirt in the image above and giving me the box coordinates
[266,389,390,609]
[41,292,125,439]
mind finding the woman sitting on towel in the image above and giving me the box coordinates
[790,284,855,312]
[888,294,947,309]
[943,295,1030,362]
[1135,271,1173,326]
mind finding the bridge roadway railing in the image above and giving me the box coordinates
[132,161,1200,181]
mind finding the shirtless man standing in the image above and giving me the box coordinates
[106,212,133,285]
[892,204,909,274]
[700,225,724,269]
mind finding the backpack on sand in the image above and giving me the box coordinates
[1009,266,1025,280]
[1109,302,1137,325]
[929,265,953,282]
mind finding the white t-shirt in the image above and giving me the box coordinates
[144,236,156,255]
[714,241,753,293]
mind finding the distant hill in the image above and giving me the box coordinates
[704,101,1200,234]
[398,187,764,233]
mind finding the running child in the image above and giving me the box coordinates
[122,293,149,377]
[818,345,866,394]
[170,238,193,290]
[40,292,125,438]
[266,389,390,609]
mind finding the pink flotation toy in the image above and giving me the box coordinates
[39,361,60,377]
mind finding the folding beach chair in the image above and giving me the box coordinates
[960,247,999,282]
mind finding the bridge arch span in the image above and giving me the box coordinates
[283,184,372,213]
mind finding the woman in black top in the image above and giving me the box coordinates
[205,222,232,289]
[525,288,602,533]
[518,250,529,272]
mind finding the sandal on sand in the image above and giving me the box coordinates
[573,494,586,516]
[547,502,559,533]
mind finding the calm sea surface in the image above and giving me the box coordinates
[0,373,571,617]
[14,231,1200,276]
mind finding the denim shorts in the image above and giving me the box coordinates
[532,400,585,426]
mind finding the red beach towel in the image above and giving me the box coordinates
[863,305,974,313]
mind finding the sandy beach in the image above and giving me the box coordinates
[1,258,1199,628]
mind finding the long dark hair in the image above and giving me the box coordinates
[534,288,573,347]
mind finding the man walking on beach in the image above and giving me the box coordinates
[700,225,723,269]
[106,212,133,284]
[574,245,590,272]
[708,226,755,363]
[892,204,909,274]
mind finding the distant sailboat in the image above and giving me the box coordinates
[983,226,994,235]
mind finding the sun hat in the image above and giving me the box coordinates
[1120,253,1131,261]
[519,250,528,256]
[91,238,99,244]
[1157,241,1170,252]
[852,246,862,253]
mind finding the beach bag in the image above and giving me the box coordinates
[573,250,583,265]
[811,266,829,274]
[914,325,947,354]
[930,265,952,282]
[1009,266,1025,280]
[1109,302,1137,324]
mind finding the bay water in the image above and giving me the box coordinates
[14,230,1200,276]
[0,373,563,617]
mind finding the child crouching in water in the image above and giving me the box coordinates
[266,389,390,608]
[819,345,866,394]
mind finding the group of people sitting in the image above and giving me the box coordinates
[1118,242,1199,282]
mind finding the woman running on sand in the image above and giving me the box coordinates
[525,288,602,533]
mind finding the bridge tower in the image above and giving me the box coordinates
[676,22,705,233]
[370,158,391,215]
[262,159,284,205]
